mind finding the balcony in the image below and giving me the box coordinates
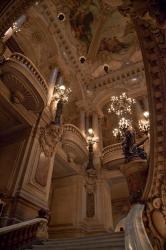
[62,124,88,164]
[102,143,124,169]
[0,53,48,113]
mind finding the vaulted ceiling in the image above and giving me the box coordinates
[9,0,148,141]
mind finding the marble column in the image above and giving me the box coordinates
[92,112,102,153]
[85,113,89,136]
[2,15,26,43]
[79,109,86,136]
[48,68,58,105]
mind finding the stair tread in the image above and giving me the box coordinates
[30,232,125,250]
[48,233,124,242]
[45,238,124,245]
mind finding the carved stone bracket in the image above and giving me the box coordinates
[39,122,63,157]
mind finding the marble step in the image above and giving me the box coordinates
[47,232,124,243]
[45,238,124,247]
[27,232,125,250]
[32,245,125,250]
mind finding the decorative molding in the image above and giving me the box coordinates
[86,61,145,91]
[39,122,63,157]
[1,53,48,113]
[62,124,88,164]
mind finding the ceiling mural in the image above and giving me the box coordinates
[55,0,141,78]
[69,0,100,53]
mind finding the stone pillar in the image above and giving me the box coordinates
[92,112,103,152]
[10,115,63,221]
[79,109,86,136]
[48,68,58,105]
[85,113,89,135]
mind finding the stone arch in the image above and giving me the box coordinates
[0,0,166,248]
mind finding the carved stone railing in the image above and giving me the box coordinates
[125,204,153,250]
[87,61,145,91]
[62,124,88,164]
[102,143,124,168]
[0,52,48,113]
[0,218,48,249]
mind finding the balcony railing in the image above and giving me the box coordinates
[63,124,88,164]
[0,217,48,250]
[1,52,48,113]
[102,143,124,167]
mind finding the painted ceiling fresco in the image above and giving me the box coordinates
[57,0,141,77]
[68,0,100,52]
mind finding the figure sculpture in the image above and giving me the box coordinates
[122,128,148,162]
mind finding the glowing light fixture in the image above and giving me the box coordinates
[118,117,132,130]
[54,78,71,103]
[112,128,122,138]
[108,92,135,116]
[143,111,149,119]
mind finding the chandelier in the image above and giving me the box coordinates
[54,83,71,103]
[108,92,135,116]
[119,117,131,130]
[112,128,122,138]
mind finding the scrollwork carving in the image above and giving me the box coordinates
[39,122,63,157]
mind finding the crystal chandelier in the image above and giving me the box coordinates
[108,92,135,116]
[54,83,71,103]
[112,128,122,138]
[118,117,131,130]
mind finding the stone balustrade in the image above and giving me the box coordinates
[0,52,48,113]
[62,124,88,164]
[87,61,145,91]
[102,143,124,168]
[0,217,48,249]
[10,53,48,95]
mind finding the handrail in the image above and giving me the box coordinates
[102,143,122,157]
[0,217,48,249]
[9,53,48,95]
[125,204,153,250]
[63,124,87,145]
[0,218,46,235]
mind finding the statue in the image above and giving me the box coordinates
[122,128,148,162]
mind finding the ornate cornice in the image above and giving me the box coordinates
[86,61,145,92]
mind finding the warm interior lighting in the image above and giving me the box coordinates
[108,92,135,116]
[88,128,94,136]
[143,111,149,119]
[119,117,131,130]
[112,128,122,138]
[139,119,150,133]
[87,128,96,144]
[54,83,71,103]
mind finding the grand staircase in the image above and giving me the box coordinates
[29,232,125,250]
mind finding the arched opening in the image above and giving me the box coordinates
[0,0,165,249]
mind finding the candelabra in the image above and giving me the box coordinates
[139,119,150,133]
[53,78,71,125]
[112,128,123,141]
[139,111,150,133]
[119,117,132,131]
[108,92,135,116]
